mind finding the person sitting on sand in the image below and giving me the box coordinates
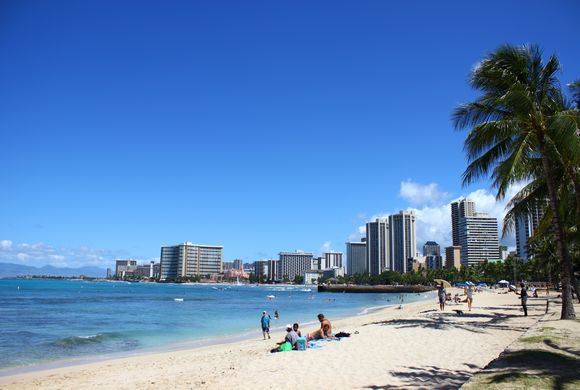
[308,313,332,340]
[270,324,298,352]
[293,322,302,337]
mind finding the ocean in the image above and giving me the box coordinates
[0,279,435,371]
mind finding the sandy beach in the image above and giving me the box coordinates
[0,288,551,389]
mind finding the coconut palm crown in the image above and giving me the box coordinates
[452,44,580,320]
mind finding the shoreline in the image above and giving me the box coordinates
[0,288,546,389]
[0,291,434,377]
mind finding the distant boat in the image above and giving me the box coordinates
[174,298,184,302]
[267,295,275,299]
[236,276,242,286]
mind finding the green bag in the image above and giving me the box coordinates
[278,341,292,352]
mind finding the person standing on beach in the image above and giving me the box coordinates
[516,283,528,316]
[466,284,474,311]
[437,282,447,311]
[261,311,271,339]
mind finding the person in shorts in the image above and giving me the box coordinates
[437,282,447,311]
[261,311,271,339]
[466,284,474,311]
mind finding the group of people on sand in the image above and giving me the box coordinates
[435,280,533,317]
[261,311,332,352]
[436,282,475,312]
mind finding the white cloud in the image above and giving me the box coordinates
[0,240,12,250]
[321,241,333,253]
[400,179,450,206]
[0,239,129,269]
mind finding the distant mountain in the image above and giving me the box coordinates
[0,262,107,278]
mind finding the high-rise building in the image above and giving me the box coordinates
[279,251,313,281]
[346,241,367,275]
[389,211,416,273]
[233,259,244,270]
[515,201,546,261]
[366,218,390,275]
[222,262,234,270]
[115,259,137,278]
[322,252,343,270]
[254,259,279,281]
[445,246,461,270]
[159,242,223,280]
[499,245,509,260]
[451,199,475,246]
[312,257,321,270]
[426,255,443,270]
[423,241,441,256]
[458,214,499,266]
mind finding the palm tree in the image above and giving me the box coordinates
[452,44,579,319]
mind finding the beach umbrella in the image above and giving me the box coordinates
[456,282,467,287]
[465,281,475,286]
[433,279,451,288]
[498,280,509,284]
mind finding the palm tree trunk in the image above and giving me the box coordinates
[539,139,576,319]
[564,166,580,303]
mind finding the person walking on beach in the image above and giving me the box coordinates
[437,282,447,311]
[466,284,474,311]
[261,311,271,339]
[516,283,528,316]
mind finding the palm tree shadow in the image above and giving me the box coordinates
[478,349,580,390]
[365,365,473,389]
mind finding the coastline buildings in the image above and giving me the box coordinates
[346,240,367,275]
[115,260,137,278]
[458,213,499,266]
[279,251,313,282]
[451,199,475,246]
[322,251,343,269]
[159,242,223,280]
[254,259,279,281]
[451,199,500,266]
[515,201,546,261]
[389,211,416,273]
[445,246,461,270]
[366,218,390,275]
[423,241,440,256]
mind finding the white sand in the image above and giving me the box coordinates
[0,288,547,389]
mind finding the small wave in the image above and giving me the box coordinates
[52,332,123,348]
[357,304,396,315]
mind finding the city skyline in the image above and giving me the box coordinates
[2,1,579,269]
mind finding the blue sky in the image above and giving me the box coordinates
[1,1,579,268]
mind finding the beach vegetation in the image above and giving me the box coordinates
[452,44,579,319]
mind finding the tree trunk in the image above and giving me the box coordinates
[565,167,580,304]
[539,139,576,319]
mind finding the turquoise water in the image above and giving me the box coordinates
[0,279,434,370]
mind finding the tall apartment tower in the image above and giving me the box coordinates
[346,241,367,275]
[423,241,441,256]
[445,246,461,270]
[159,242,223,280]
[322,251,343,269]
[515,201,546,261]
[254,259,279,281]
[366,218,390,275]
[451,199,475,246]
[389,211,416,273]
[278,251,313,281]
[458,214,499,266]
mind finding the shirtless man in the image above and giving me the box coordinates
[308,313,332,340]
